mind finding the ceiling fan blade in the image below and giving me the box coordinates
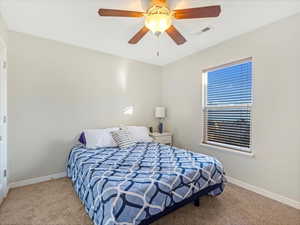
[128,26,150,44]
[98,9,144,17]
[174,5,221,19]
[166,25,186,45]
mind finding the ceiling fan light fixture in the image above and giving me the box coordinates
[145,6,172,35]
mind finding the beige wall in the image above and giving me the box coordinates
[8,31,162,182]
[162,13,300,202]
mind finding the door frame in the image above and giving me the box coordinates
[0,36,7,204]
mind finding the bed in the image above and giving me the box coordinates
[67,142,226,225]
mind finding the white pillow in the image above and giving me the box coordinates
[125,126,153,142]
[84,128,119,149]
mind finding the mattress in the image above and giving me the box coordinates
[67,142,225,225]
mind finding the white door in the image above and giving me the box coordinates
[0,39,7,205]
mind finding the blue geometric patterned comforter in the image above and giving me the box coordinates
[67,142,225,225]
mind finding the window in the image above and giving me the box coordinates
[202,58,253,153]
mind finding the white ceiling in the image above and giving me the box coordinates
[1,0,300,66]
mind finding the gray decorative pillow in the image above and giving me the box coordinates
[111,129,137,149]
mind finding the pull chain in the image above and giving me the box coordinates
[156,32,161,57]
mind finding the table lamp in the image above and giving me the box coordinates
[155,107,166,133]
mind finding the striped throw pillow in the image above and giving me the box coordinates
[111,129,137,149]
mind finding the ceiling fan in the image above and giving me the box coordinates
[98,0,221,45]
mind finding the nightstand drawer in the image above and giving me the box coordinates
[150,132,173,145]
[155,136,172,144]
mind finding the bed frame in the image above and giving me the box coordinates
[139,183,223,225]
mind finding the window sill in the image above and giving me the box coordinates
[199,143,255,158]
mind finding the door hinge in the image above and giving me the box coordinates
[3,61,7,69]
[3,169,7,177]
[3,116,7,123]
[0,136,2,141]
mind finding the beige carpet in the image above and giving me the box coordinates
[0,178,299,225]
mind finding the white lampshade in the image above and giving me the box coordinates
[155,107,166,118]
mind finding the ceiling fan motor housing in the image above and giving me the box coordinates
[150,0,168,8]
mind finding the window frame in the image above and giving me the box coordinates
[202,57,253,153]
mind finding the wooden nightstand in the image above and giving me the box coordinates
[150,132,173,145]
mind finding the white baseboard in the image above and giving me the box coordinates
[9,172,67,189]
[227,176,300,210]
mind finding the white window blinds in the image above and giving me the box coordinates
[202,59,252,152]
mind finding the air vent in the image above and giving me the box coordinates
[191,26,212,35]
[201,27,211,32]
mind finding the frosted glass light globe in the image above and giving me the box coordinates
[145,6,172,35]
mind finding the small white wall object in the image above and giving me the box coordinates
[155,107,166,118]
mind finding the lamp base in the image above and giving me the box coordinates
[158,122,163,134]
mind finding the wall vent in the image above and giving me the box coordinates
[201,27,211,33]
[192,26,212,35]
